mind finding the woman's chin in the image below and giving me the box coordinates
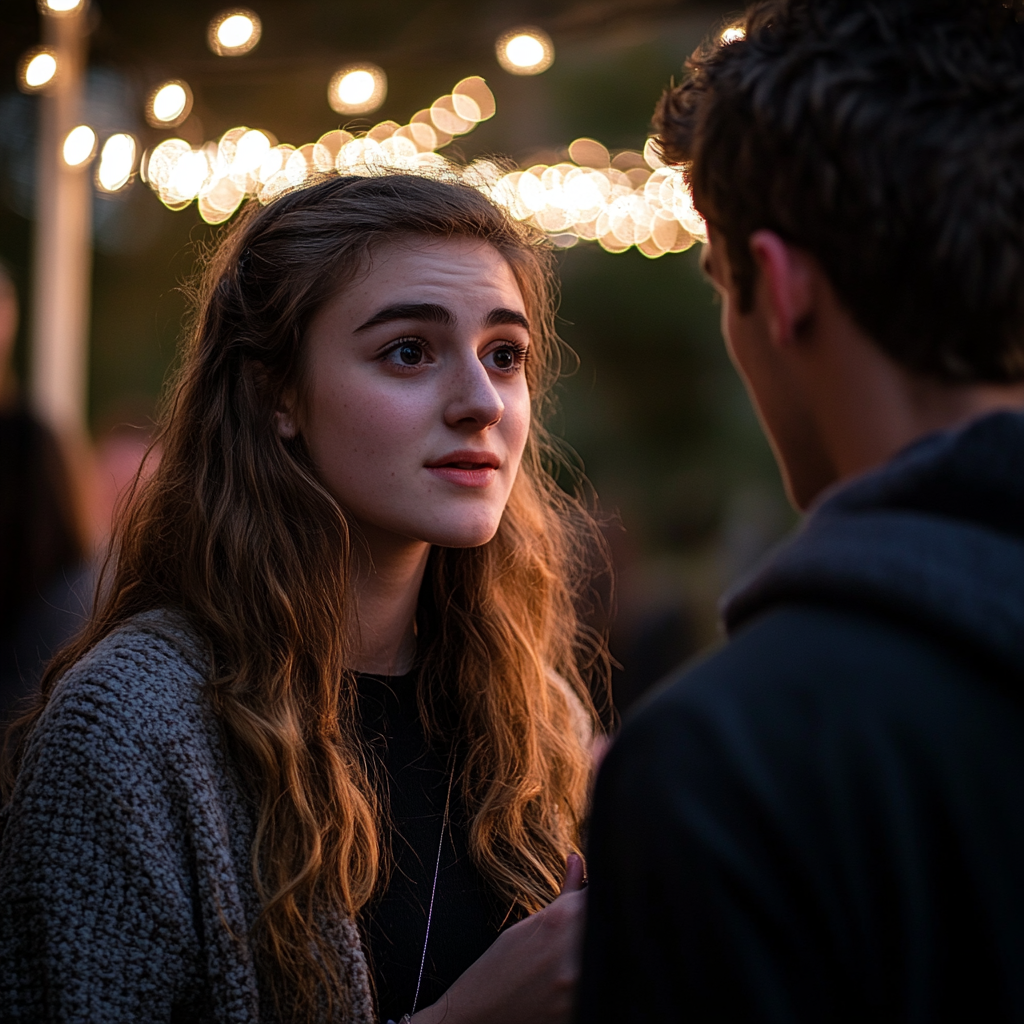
[428,527,502,550]
[415,514,503,550]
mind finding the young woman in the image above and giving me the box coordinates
[0,173,610,1024]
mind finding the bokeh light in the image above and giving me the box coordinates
[568,138,610,169]
[208,9,262,56]
[328,64,387,115]
[643,137,665,169]
[37,0,85,14]
[96,133,136,192]
[146,80,193,128]
[140,76,704,257]
[62,125,96,167]
[496,27,555,75]
[18,48,58,93]
[452,77,496,123]
[430,95,473,136]
[720,25,746,44]
[482,147,706,257]
[233,129,272,173]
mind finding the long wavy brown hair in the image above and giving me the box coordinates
[5,172,610,1020]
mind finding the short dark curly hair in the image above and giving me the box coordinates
[655,0,1024,383]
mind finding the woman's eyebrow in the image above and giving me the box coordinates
[354,302,455,331]
[485,308,530,331]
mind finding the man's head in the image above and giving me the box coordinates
[656,0,1024,506]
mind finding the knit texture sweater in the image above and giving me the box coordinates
[0,609,375,1024]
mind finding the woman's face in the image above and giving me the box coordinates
[279,235,532,552]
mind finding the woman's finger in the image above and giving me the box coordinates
[559,852,586,894]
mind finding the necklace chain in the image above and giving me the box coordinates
[409,755,455,1018]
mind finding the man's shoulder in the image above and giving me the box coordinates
[615,601,1010,774]
[652,600,983,702]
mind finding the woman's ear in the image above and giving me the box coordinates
[275,388,299,439]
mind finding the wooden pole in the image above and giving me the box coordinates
[30,3,91,435]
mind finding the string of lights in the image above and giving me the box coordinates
[17,4,736,257]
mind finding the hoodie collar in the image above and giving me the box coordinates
[723,411,1024,674]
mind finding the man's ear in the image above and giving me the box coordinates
[748,230,815,351]
[274,387,299,439]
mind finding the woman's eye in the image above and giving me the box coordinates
[398,343,423,365]
[385,340,426,367]
[486,344,526,372]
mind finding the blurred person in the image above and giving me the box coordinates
[0,173,610,1024]
[0,263,92,723]
[578,1,1024,1021]
[91,409,160,547]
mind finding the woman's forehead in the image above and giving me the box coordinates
[330,236,527,321]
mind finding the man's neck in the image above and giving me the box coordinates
[804,319,1024,487]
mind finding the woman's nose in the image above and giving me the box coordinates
[443,357,504,429]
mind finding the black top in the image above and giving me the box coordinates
[356,672,521,1023]
[578,411,1024,1023]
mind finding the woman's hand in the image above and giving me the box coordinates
[411,854,587,1024]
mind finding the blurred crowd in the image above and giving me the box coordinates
[0,263,157,723]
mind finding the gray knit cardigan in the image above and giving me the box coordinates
[0,610,375,1023]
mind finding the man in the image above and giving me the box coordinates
[577,1,1024,1020]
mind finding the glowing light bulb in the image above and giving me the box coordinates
[97,133,136,192]
[38,0,84,13]
[62,125,96,167]
[720,25,746,44]
[18,48,57,92]
[496,27,554,75]
[233,129,271,172]
[339,71,373,105]
[506,35,543,66]
[208,9,262,56]
[25,52,56,88]
[218,15,255,47]
[328,64,387,115]
[147,80,193,128]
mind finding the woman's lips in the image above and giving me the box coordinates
[425,451,500,488]
[426,465,497,488]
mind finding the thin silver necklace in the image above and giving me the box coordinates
[388,758,455,1024]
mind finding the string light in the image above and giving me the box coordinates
[146,80,193,128]
[496,27,555,75]
[97,133,136,192]
[140,75,705,253]
[62,125,96,167]
[17,47,58,93]
[208,9,262,56]
[328,63,387,115]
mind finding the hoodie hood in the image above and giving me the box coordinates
[723,411,1024,674]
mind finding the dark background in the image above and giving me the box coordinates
[0,0,792,710]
